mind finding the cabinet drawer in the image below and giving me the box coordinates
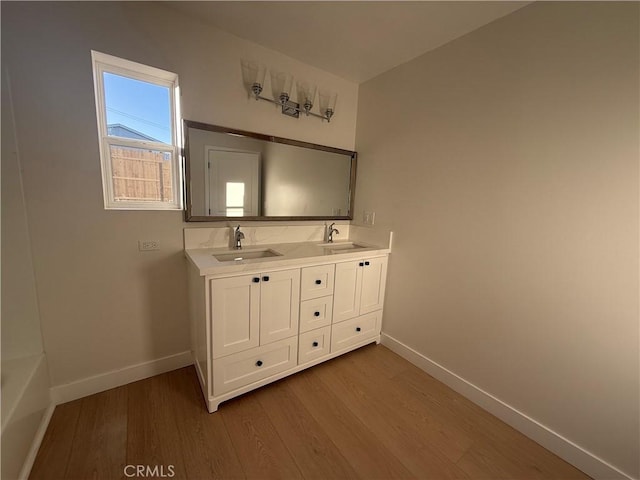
[299,296,333,333]
[213,336,298,395]
[331,311,381,353]
[301,264,335,301]
[298,326,331,366]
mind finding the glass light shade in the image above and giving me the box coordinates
[241,60,266,93]
[318,90,338,114]
[270,71,293,101]
[296,80,317,108]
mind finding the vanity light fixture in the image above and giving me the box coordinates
[241,60,337,122]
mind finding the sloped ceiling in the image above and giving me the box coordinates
[164,1,530,83]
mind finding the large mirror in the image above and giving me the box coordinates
[184,120,357,221]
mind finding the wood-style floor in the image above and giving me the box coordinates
[30,344,590,480]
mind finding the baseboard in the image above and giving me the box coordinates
[381,333,634,480]
[50,351,193,405]
[18,403,55,480]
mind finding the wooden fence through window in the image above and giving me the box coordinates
[110,146,173,202]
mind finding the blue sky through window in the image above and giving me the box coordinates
[103,72,171,144]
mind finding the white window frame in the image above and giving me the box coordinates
[91,50,182,210]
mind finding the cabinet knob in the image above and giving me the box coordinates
[262,276,270,282]
[312,341,319,347]
[315,279,322,285]
[359,262,364,267]
[314,311,320,317]
[365,261,370,266]
[252,277,260,283]
[256,360,263,367]
[356,327,362,332]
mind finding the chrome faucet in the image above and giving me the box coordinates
[327,222,340,243]
[234,225,245,249]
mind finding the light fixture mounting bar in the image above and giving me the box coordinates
[250,83,334,122]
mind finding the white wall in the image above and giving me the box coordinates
[355,2,638,478]
[1,1,358,388]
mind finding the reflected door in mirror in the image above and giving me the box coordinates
[205,148,260,217]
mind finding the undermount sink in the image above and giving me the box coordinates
[213,249,282,262]
[320,242,368,252]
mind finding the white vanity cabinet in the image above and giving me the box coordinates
[333,257,388,323]
[188,252,389,413]
[210,269,300,395]
[211,269,300,358]
[297,264,335,366]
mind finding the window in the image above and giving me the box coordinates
[91,51,181,210]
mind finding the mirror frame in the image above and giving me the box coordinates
[183,120,357,222]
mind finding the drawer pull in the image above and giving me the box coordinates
[356,327,362,332]
[262,276,270,282]
[312,341,319,347]
[315,279,322,285]
[365,261,370,266]
[252,277,260,283]
[359,262,364,267]
[256,360,263,367]
[314,311,320,317]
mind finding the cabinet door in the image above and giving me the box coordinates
[211,274,260,359]
[260,269,300,345]
[359,257,388,315]
[333,260,362,323]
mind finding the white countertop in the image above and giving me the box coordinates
[185,240,391,276]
